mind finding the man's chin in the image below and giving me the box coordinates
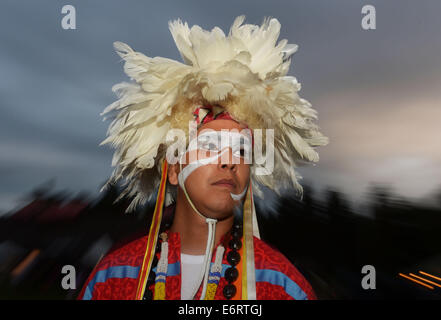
[203,199,235,220]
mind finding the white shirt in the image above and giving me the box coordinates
[180,253,205,300]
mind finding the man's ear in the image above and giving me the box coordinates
[167,162,179,186]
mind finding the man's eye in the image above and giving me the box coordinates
[201,142,218,151]
[233,148,246,158]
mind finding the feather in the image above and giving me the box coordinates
[100,16,328,212]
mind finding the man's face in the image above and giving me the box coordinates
[169,119,251,220]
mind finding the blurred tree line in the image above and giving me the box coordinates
[0,181,440,299]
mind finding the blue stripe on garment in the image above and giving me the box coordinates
[82,265,140,300]
[83,262,307,300]
[219,264,308,300]
[153,261,180,275]
[255,268,308,300]
[155,262,227,277]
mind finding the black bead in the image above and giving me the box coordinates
[233,223,242,230]
[225,267,239,283]
[223,284,237,299]
[227,250,241,266]
[228,238,242,251]
[143,289,153,300]
[232,228,242,239]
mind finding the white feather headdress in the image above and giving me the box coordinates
[100,16,329,212]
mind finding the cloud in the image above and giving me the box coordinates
[303,74,441,202]
[1,0,441,215]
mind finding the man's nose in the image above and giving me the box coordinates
[218,147,237,170]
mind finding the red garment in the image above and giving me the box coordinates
[78,230,317,300]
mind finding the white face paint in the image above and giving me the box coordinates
[177,130,252,201]
[230,183,249,201]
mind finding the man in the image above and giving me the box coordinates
[78,16,328,300]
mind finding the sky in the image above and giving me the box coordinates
[1,0,440,215]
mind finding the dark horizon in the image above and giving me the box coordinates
[1,180,440,299]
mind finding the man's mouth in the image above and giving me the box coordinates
[212,178,236,190]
